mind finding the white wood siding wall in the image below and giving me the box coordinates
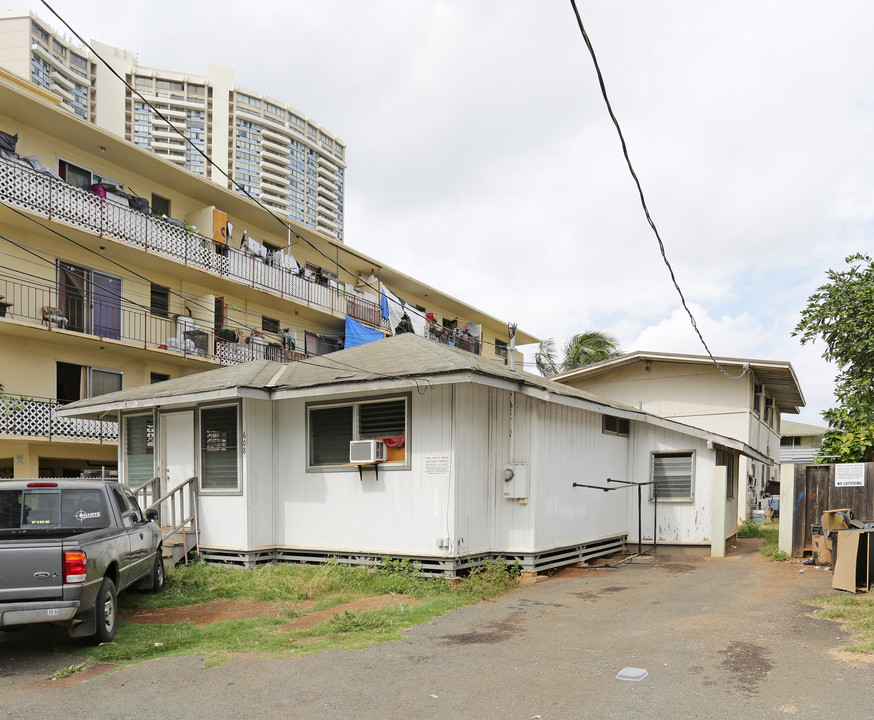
[529,399,631,551]
[451,384,492,555]
[271,386,456,556]
[245,398,274,549]
[628,425,717,545]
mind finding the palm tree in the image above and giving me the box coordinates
[534,330,620,376]
[561,330,620,371]
[535,338,559,376]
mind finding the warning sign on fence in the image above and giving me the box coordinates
[835,463,865,487]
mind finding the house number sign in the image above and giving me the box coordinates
[242,430,247,455]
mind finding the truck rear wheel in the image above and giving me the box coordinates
[93,577,117,644]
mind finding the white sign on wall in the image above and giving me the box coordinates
[424,455,450,475]
[835,463,865,487]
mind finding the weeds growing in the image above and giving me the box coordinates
[737,520,791,561]
[51,557,521,667]
[813,594,874,656]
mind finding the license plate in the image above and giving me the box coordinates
[46,608,60,617]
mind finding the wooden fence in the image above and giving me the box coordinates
[790,463,874,557]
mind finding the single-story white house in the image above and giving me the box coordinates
[60,334,771,572]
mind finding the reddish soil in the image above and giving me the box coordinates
[120,594,418,629]
[281,594,420,632]
[120,599,309,627]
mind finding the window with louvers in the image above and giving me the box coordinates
[309,398,407,468]
[359,400,405,439]
[201,406,239,490]
[125,415,154,488]
[652,452,693,500]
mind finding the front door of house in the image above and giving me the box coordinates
[160,410,195,528]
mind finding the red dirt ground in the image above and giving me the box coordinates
[120,594,419,628]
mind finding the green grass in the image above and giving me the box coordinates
[813,594,874,655]
[53,558,521,667]
[737,520,791,561]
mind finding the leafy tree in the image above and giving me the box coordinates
[535,330,620,375]
[794,253,874,462]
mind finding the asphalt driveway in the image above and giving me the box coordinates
[2,540,871,720]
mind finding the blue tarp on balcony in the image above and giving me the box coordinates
[344,316,384,349]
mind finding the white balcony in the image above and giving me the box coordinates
[0,157,381,329]
[0,394,117,442]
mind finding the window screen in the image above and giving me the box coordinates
[603,415,630,437]
[150,283,170,318]
[89,368,122,398]
[310,405,353,466]
[652,452,693,500]
[201,406,239,490]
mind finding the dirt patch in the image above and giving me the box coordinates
[719,641,773,695]
[42,663,120,688]
[658,563,697,573]
[282,594,420,632]
[121,598,313,627]
[440,613,524,645]
[122,595,419,630]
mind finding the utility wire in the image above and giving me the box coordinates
[568,0,748,380]
[36,1,514,361]
[40,0,407,318]
[0,209,347,347]
[39,0,516,359]
[0,228,424,384]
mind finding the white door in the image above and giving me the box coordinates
[160,411,195,528]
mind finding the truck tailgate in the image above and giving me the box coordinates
[0,540,64,602]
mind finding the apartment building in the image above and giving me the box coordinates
[0,10,346,242]
[0,70,535,480]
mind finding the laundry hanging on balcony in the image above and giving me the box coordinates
[383,286,428,339]
[344,316,385,349]
[276,251,300,273]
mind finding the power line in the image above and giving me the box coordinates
[568,0,748,381]
[0,216,340,342]
[39,1,404,314]
[34,1,518,363]
[38,0,517,359]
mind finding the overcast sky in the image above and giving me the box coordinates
[19,0,872,425]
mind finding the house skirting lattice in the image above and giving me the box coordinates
[194,534,628,576]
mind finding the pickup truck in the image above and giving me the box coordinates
[0,479,163,643]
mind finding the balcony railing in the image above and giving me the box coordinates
[0,158,381,327]
[0,274,310,366]
[0,394,117,442]
[428,325,482,355]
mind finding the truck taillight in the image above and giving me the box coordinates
[64,551,87,584]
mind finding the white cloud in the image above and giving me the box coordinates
[27,0,874,425]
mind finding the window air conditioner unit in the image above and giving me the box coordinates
[350,439,386,464]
